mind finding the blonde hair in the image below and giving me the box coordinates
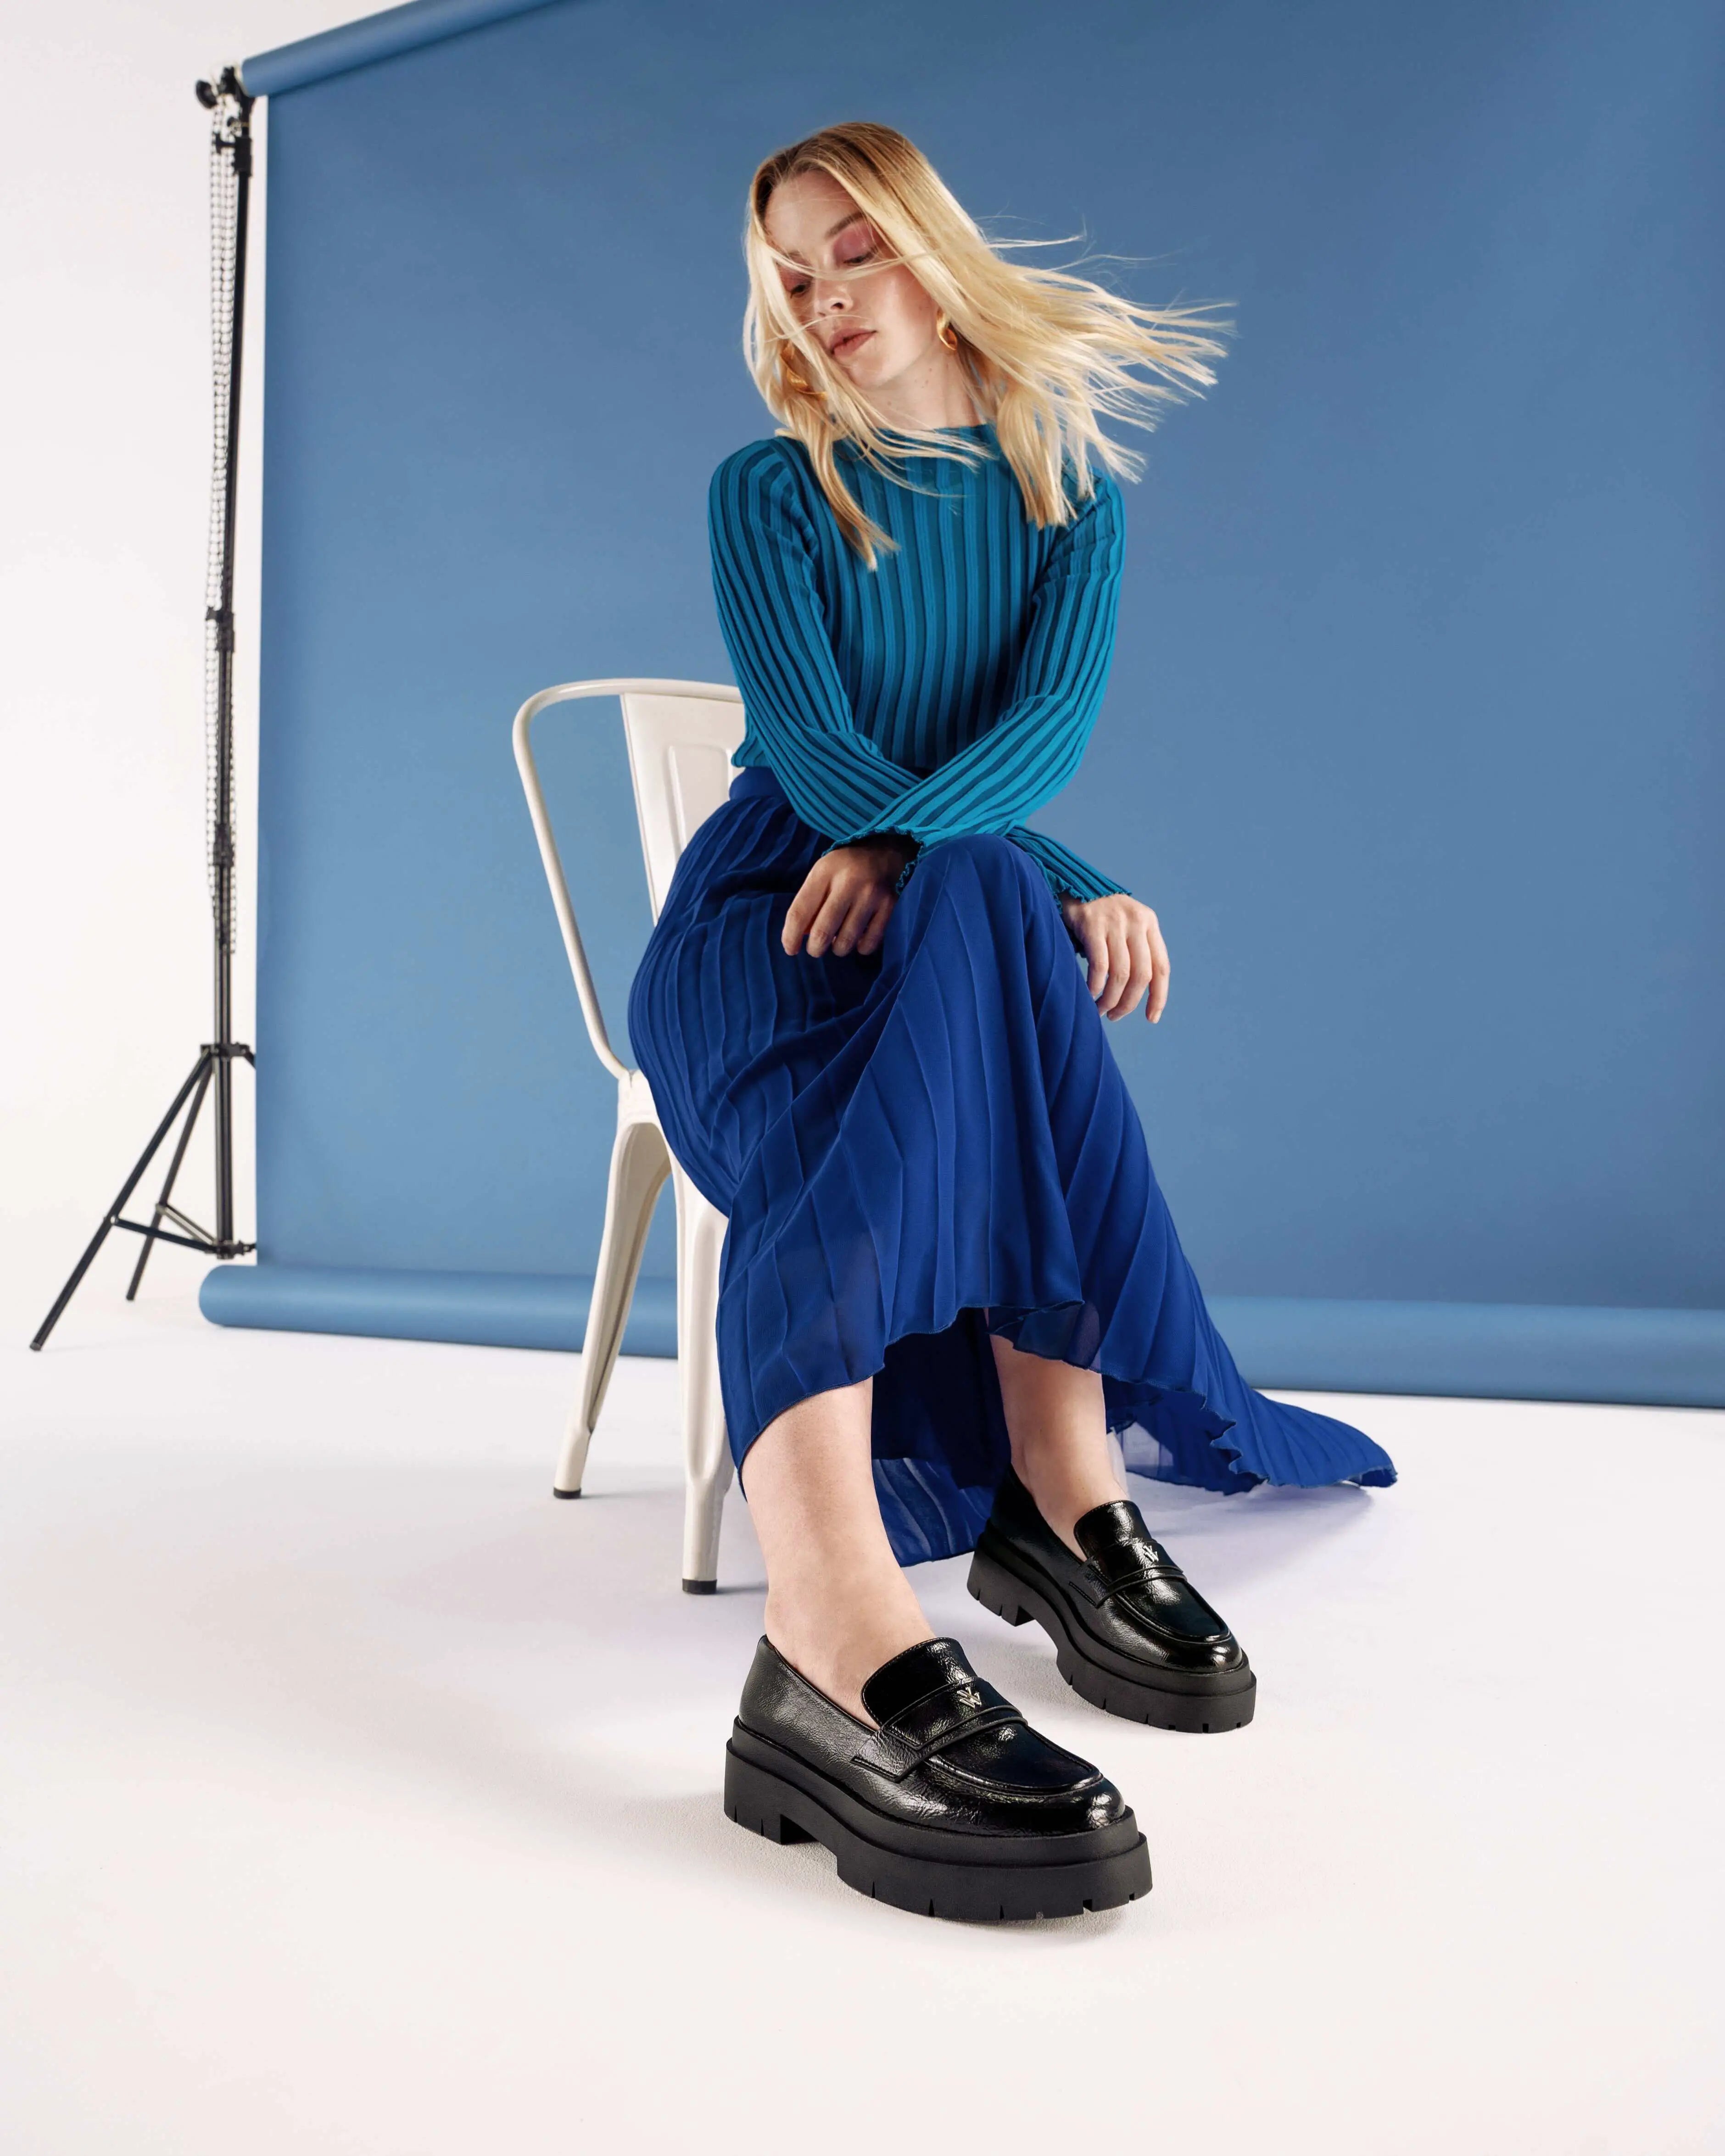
[742,120,1232,567]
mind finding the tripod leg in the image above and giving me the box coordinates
[30,1052,214,1352]
[125,1059,215,1302]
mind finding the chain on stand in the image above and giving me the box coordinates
[203,76,250,959]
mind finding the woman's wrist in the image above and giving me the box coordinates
[862,831,916,869]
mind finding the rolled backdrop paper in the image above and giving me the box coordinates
[201,0,1725,1406]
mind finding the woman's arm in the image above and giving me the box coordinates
[711,440,1128,905]
[833,470,1128,868]
[1010,828,1130,903]
[709,444,921,839]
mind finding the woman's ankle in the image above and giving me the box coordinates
[764,1577,933,1723]
[989,1335,1126,1553]
[1009,1440,1128,1557]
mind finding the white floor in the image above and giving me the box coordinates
[3,1242,1722,2155]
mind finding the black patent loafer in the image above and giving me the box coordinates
[724,1634,1151,1922]
[968,1466,1256,1733]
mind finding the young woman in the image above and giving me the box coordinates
[628,121,1396,1923]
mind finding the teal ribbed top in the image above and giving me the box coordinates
[707,420,1129,902]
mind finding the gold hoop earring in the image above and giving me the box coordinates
[935,312,960,353]
[780,344,811,391]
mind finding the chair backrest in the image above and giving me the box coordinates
[620,690,747,921]
[512,676,747,1082]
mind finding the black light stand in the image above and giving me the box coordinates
[31,67,258,1351]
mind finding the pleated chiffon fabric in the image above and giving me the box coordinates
[708,423,1132,903]
[629,767,1396,1569]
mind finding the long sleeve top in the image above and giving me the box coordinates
[707,420,1131,903]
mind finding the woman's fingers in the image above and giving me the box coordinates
[1112,922,1156,1020]
[1111,925,1137,1017]
[1099,923,1132,1017]
[1145,909,1171,1022]
[803,877,855,956]
[776,871,819,957]
[1094,927,1122,1009]
[783,859,852,956]
[1082,920,1111,1002]
[853,893,894,957]
[830,882,880,956]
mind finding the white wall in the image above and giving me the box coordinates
[0,2,355,1323]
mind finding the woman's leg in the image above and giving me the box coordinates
[742,1376,933,1721]
[728,1370,1151,1925]
[990,1333,1129,1555]
[745,1339,1128,1715]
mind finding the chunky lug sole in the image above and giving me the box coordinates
[968,1541,1257,1734]
[724,1727,1150,1923]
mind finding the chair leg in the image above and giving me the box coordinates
[555,1114,670,1497]
[674,1170,732,1593]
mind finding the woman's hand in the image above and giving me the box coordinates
[1059,892,1171,1022]
[782,836,913,958]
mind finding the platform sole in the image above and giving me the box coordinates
[968,1544,1256,1734]
[723,1742,1151,1923]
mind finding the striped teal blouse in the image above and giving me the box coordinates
[707,420,1130,903]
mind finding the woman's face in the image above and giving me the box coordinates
[762,167,945,404]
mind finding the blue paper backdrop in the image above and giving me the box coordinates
[204,0,1725,1403]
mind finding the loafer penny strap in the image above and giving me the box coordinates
[1073,1541,1188,1609]
[851,1673,1025,1781]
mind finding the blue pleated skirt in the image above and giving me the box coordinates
[627,768,1396,1567]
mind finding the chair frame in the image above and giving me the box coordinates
[511,678,741,1592]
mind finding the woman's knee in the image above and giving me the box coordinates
[913,831,1037,899]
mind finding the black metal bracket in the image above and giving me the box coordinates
[30,1042,259,1350]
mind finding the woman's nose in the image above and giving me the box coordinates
[810,275,851,314]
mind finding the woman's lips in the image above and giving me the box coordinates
[829,329,874,359]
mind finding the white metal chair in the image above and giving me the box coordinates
[512,678,744,1593]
